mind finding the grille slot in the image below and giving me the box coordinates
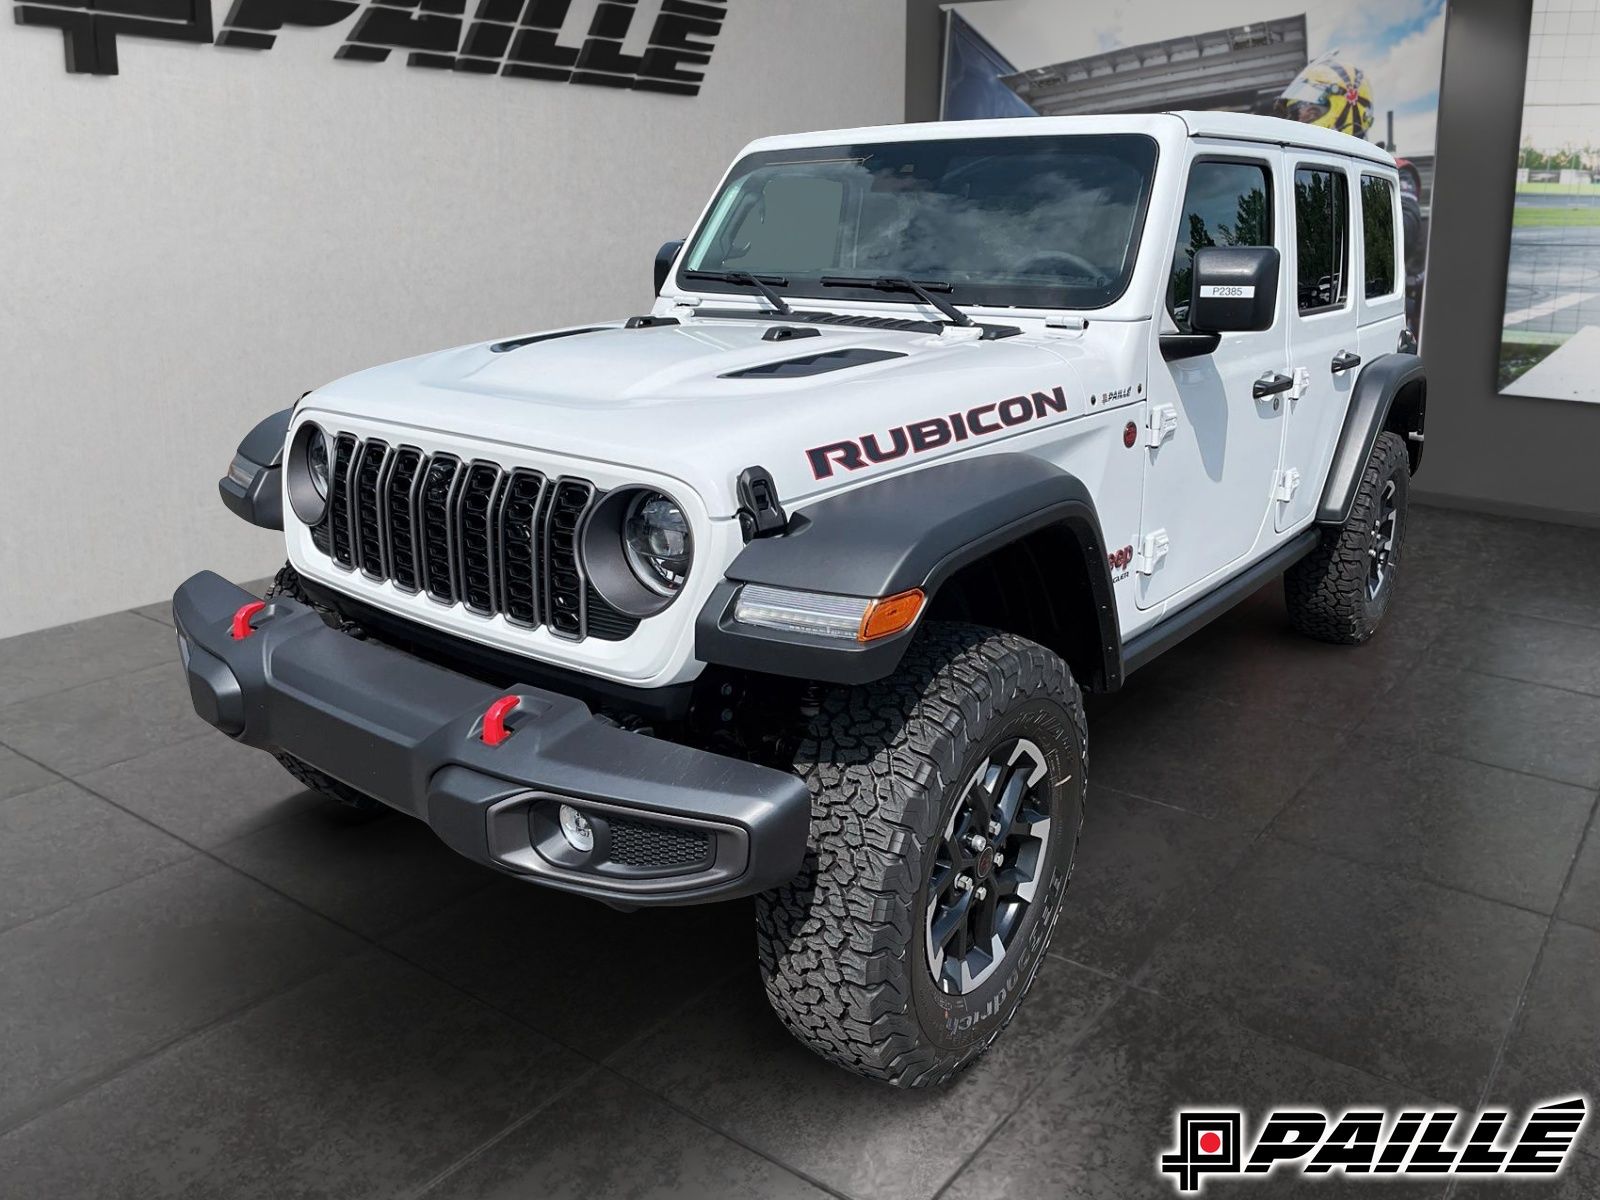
[385,448,425,593]
[498,470,547,628]
[609,819,711,869]
[329,434,359,569]
[354,440,391,579]
[418,455,461,605]
[456,462,504,616]
[305,438,640,644]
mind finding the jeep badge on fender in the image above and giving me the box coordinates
[176,110,1424,1087]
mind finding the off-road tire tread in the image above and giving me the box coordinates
[1284,431,1409,645]
[755,622,1085,1088]
[264,563,380,811]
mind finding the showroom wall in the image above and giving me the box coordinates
[0,0,907,639]
[1416,0,1600,527]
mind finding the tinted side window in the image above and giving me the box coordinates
[1168,160,1272,332]
[1361,175,1397,298]
[1294,167,1350,312]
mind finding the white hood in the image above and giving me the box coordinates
[304,315,1135,516]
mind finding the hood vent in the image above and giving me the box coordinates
[490,327,605,354]
[722,348,906,380]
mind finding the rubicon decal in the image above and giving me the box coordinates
[806,386,1069,480]
[1160,1098,1588,1194]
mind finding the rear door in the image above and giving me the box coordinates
[1354,169,1407,362]
[1277,154,1360,532]
[1139,150,1289,609]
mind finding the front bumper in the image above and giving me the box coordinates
[172,571,811,905]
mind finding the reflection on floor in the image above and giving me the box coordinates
[0,504,1597,1198]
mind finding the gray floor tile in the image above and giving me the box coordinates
[0,856,360,1128]
[0,780,192,932]
[1137,581,1446,730]
[1489,922,1600,1124]
[0,661,204,777]
[1050,787,1254,978]
[1355,665,1600,789]
[1139,840,1547,1105]
[75,733,323,848]
[941,988,1441,1200]
[0,951,591,1200]
[386,881,753,1059]
[0,611,180,708]
[612,955,1121,1200]
[215,805,495,938]
[0,745,54,802]
[1089,682,1339,831]
[426,1070,828,1200]
[1273,741,1594,913]
[1432,607,1600,697]
[1558,824,1600,933]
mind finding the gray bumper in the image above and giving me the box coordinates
[171,571,811,905]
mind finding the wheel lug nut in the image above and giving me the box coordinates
[966,834,988,853]
[994,852,1004,867]
[987,821,1002,837]
[953,875,973,892]
[975,886,988,900]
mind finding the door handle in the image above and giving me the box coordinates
[1331,350,1362,374]
[1253,372,1295,400]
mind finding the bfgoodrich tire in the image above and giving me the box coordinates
[755,623,1086,1087]
[1285,431,1410,645]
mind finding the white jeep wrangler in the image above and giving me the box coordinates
[178,111,1425,1086]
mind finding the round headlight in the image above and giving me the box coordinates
[622,492,692,596]
[307,426,330,500]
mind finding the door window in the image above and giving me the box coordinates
[1167,160,1272,332]
[1294,167,1350,313]
[1360,175,1398,299]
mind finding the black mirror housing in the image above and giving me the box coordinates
[1188,246,1280,334]
[655,239,685,295]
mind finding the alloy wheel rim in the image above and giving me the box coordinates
[1367,479,1399,600]
[924,738,1055,996]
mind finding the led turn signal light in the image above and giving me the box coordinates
[858,588,925,642]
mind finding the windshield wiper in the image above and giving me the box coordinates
[682,270,793,315]
[819,275,975,328]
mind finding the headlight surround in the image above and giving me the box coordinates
[581,486,694,618]
[622,492,692,596]
[286,421,331,527]
[306,427,330,500]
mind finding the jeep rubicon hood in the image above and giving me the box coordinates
[305,316,1120,517]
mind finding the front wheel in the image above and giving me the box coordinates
[755,624,1086,1087]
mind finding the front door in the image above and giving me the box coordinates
[1278,154,1360,532]
[1138,151,1289,610]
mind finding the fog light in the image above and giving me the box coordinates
[559,804,594,853]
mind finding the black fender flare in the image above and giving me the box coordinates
[694,454,1122,688]
[219,408,290,530]
[1318,353,1425,526]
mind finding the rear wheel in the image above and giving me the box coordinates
[1285,431,1410,644]
[755,623,1086,1087]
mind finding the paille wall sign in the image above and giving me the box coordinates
[14,0,726,88]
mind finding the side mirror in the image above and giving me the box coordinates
[1188,245,1280,334]
[655,239,685,295]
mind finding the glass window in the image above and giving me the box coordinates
[1295,167,1350,312]
[681,134,1160,310]
[1361,175,1397,299]
[1167,160,1272,331]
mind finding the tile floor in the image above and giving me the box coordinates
[0,504,1595,1199]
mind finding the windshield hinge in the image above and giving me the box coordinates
[736,467,788,541]
[1045,314,1088,331]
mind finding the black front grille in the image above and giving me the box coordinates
[309,438,638,643]
[609,818,712,869]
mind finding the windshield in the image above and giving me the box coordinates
[681,134,1159,311]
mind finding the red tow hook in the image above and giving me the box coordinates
[230,601,268,640]
[481,695,521,747]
